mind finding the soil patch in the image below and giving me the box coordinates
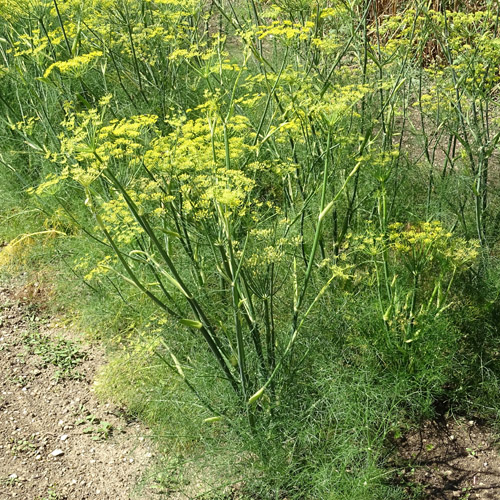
[0,278,155,499]
[398,418,500,499]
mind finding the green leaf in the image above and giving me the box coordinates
[169,351,185,378]
[159,227,181,238]
[203,416,223,423]
[248,386,265,405]
[179,319,203,329]
[161,270,190,297]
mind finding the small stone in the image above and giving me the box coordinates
[60,435,68,441]
[9,474,17,480]
[50,449,64,457]
[35,455,41,460]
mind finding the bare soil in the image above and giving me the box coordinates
[397,418,500,499]
[0,278,155,499]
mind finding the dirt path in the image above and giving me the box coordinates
[0,279,155,499]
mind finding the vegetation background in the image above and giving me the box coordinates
[1,0,500,497]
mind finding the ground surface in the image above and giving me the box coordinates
[398,418,500,499]
[0,278,155,499]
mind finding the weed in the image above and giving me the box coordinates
[9,436,36,455]
[38,486,60,500]
[23,329,86,380]
[80,418,113,440]
[1,474,20,487]
[94,421,113,440]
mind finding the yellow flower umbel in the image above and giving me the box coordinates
[388,221,479,274]
[44,51,103,78]
[32,98,159,216]
[144,111,257,219]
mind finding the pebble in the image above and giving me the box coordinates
[50,449,64,457]
[60,434,68,441]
